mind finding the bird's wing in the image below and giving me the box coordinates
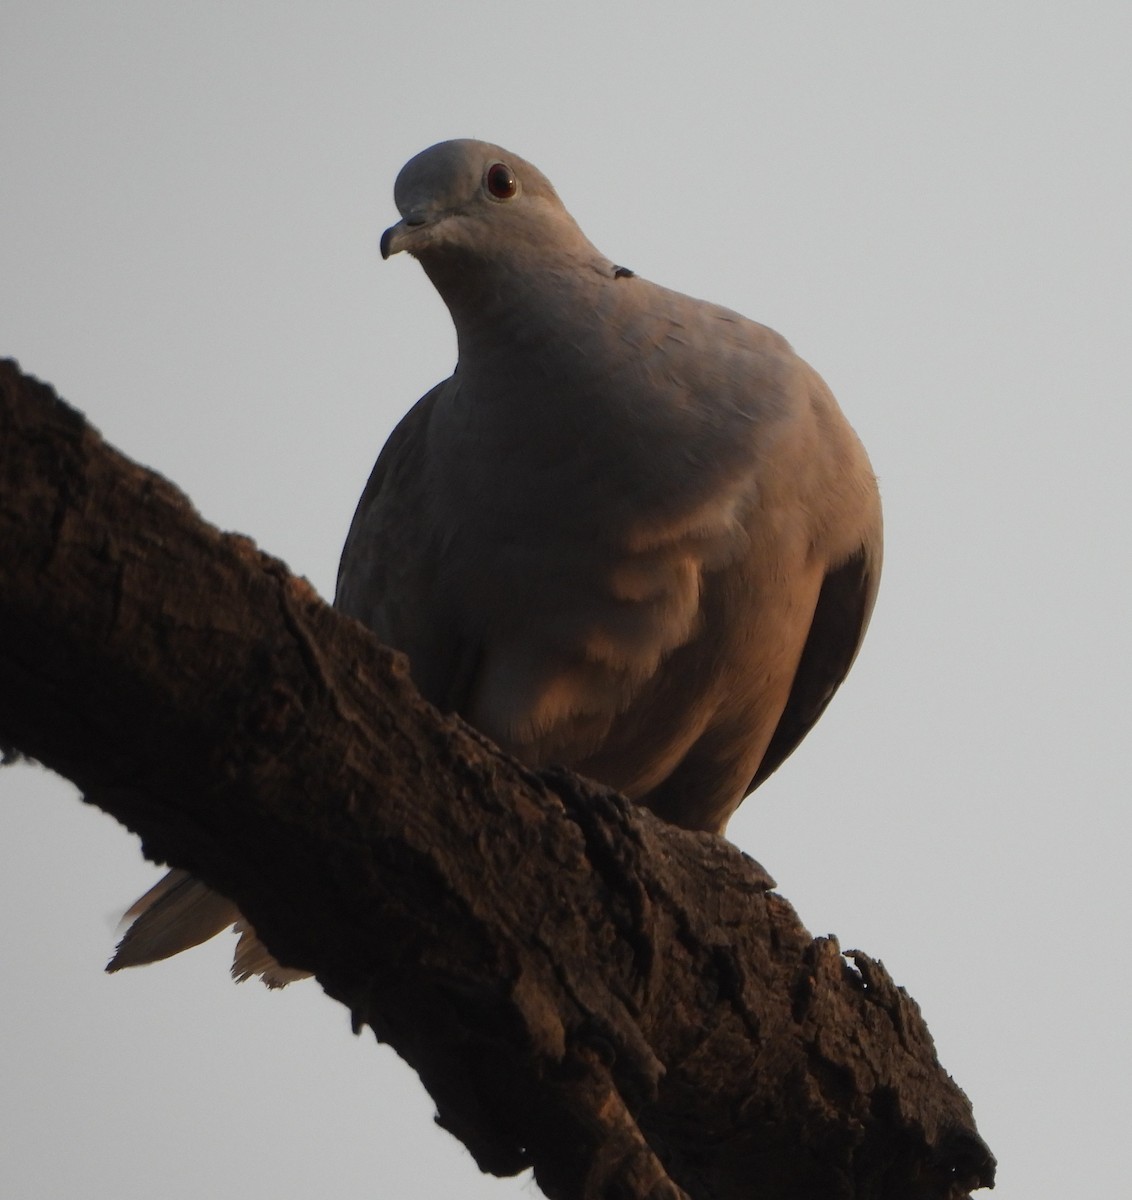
[335,379,483,717]
[750,537,882,792]
[333,384,438,624]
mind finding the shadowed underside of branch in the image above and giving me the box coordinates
[0,359,995,1200]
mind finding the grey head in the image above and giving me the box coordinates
[379,139,612,301]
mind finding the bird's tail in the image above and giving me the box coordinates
[107,868,309,989]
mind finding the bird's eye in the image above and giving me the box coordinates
[485,162,518,200]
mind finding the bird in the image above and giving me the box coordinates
[108,138,882,987]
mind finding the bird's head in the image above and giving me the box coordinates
[379,139,609,295]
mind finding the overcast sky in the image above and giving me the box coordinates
[2,4,1130,1198]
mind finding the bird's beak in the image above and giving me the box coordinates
[380,213,432,260]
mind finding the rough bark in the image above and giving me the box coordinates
[0,359,995,1200]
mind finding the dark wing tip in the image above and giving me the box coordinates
[750,544,879,792]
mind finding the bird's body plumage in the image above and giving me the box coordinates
[109,139,881,984]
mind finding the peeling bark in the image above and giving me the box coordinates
[0,360,995,1199]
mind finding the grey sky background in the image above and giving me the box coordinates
[2,3,1129,1197]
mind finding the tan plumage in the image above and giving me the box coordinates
[109,139,881,985]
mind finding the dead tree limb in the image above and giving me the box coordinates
[0,359,995,1200]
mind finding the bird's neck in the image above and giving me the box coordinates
[420,244,619,364]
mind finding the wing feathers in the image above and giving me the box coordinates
[751,542,880,792]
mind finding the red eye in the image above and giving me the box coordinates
[485,162,518,200]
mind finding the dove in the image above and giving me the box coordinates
[109,138,882,986]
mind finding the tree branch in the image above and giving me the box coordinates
[0,359,995,1200]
